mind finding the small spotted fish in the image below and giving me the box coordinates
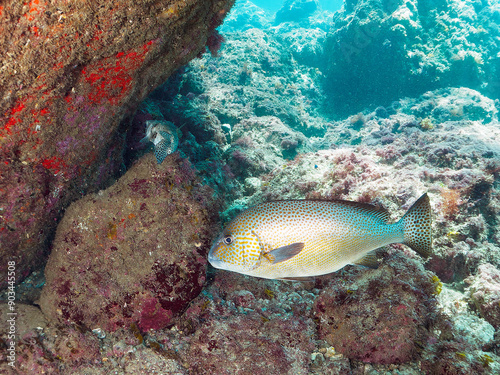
[141,120,179,164]
[208,193,432,280]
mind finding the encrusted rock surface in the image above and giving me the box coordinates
[314,253,438,364]
[179,271,317,375]
[0,0,234,288]
[39,153,216,332]
[465,263,500,329]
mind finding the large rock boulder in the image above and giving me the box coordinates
[314,253,439,364]
[0,0,234,289]
[39,153,216,332]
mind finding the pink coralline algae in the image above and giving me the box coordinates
[180,271,316,375]
[39,153,217,333]
[314,253,439,365]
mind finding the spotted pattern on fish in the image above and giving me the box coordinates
[208,194,432,279]
[153,131,177,164]
[141,120,179,164]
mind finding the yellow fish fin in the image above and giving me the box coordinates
[353,252,379,269]
[263,243,304,264]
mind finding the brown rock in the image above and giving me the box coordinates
[314,253,438,364]
[39,153,215,332]
[0,0,234,288]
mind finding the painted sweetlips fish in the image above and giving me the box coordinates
[208,193,432,279]
[141,120,179,164]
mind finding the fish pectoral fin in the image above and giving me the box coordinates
[158,130,173,141]
[264,243,304,264]
[352,252,379,269]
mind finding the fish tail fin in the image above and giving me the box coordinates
[400,193,432,258]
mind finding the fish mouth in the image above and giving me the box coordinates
[207,246,225,269]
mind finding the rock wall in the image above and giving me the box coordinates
[0,0,234,289]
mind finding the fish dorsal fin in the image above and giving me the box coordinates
[263,243,304,264]
[353,252,379,269]
[333,200,390,223]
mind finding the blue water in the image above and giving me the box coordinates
[252,0,343,12]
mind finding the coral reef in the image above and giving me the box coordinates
[227,87,499,286]
[180,272,316,374]
[465,263,500,329]
[323,0,500,115]
[225,116,312,178]
[39,153,217,332]
[314,253,438,364]
[153,25,328,140]
[138,8,499,371]
[2,0,500,373]
[116,1,500,370]
[221,0,273,31]
[275,0,319,25]
[0,0,235,289]
[2,269,317,374]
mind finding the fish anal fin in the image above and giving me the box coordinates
[264,243,304,264]
[353,252,379,269]
[280,276,316,282]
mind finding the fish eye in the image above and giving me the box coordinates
[223,236,233,245]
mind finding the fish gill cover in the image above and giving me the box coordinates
[1,0,500,374]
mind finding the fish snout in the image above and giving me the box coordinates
[207,245,225,269]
